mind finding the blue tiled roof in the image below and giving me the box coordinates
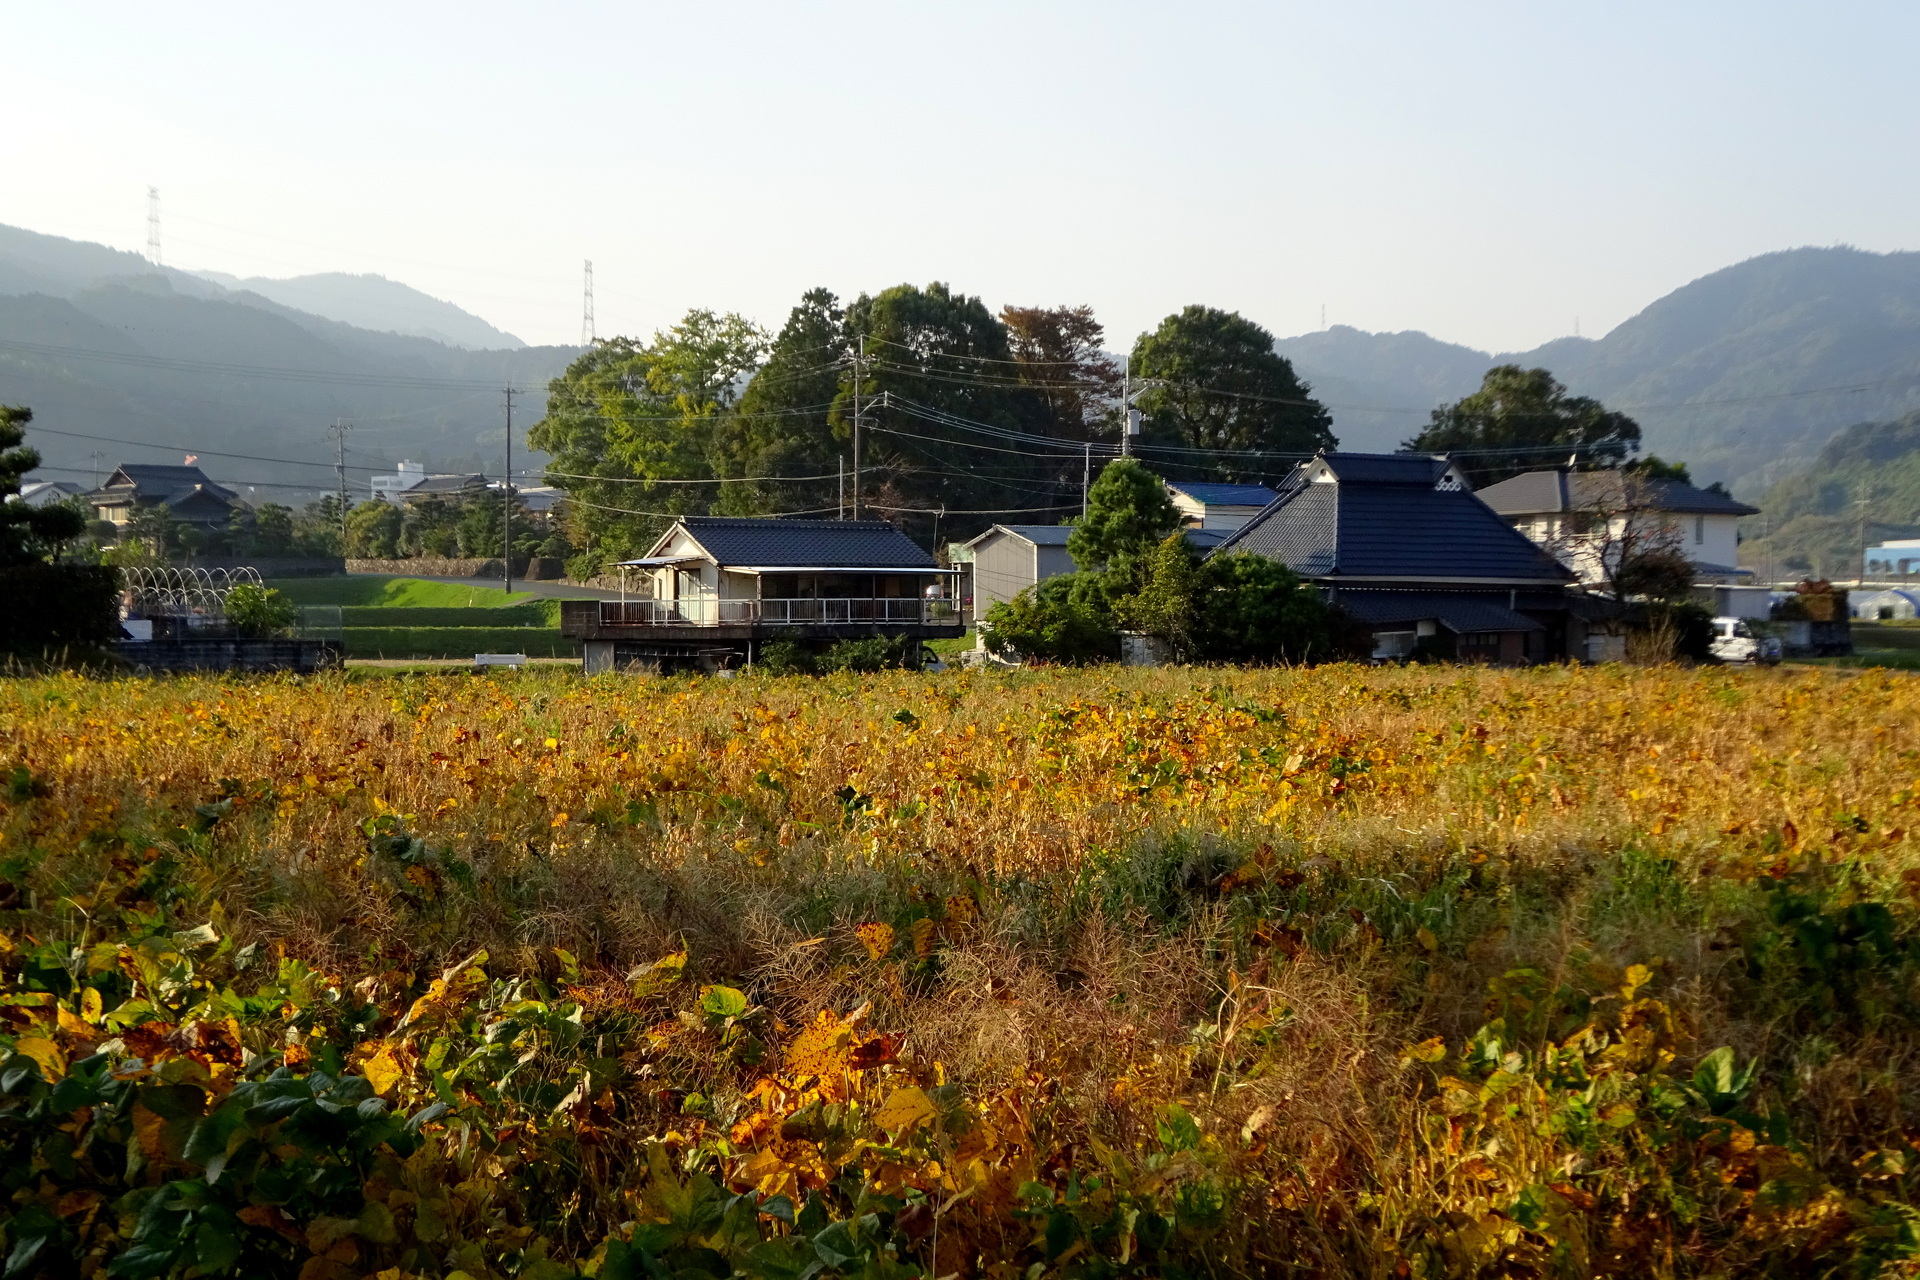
[1211,453,1574,584]
[679,518,935,568]
[1168,481,1279,507]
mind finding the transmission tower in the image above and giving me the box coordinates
[580,260,595,345]
[146,187,161,269]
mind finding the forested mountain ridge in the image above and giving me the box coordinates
[1275,247,1920,491]
[0,270,576,502]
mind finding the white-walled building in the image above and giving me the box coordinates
[1474,469,1757,586]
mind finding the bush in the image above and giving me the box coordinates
[822,636,919,673]
[224,583,301,638]
[983,574,1120,664]
[1193,553,1340,663]
[756,637,815,675]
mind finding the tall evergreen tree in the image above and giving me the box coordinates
[1130,306,1335,481]
[0,406,84,565]
[711,289,849,518]
[842,283,1053,543]
[1405,365,1641,485]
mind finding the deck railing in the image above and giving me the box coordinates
[598,598,957,627]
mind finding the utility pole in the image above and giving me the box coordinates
[503,387,516,594]
[838,456,845,520]
[1082,442,1091,516]
[326,421,352,551]
[1119,357,1142,457]
[89,450,105,489]
[580,261,595,346]
[851,336,864,519]
[146,187,161,270]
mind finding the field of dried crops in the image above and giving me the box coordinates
[4,663,1920,1278]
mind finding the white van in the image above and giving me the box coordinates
[1709,616,1782,665]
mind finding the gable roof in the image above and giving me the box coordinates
[666,517,937,569]
[1167,481,1279,507]
[1475,469,1759,517]
[962,523,1074,550]
[1212,452,1574,585]
[91,464,237,510]
[97,463,236,501]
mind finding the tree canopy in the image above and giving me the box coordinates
[710,289,848,520]
[529,310,767,573]
[1130,306,1335,480]
[1405,365,1641,485]
[844,282,1050,544]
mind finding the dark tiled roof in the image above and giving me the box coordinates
[1212,452,1574,584]
[680,517,935,568]
[98,464,236,502]
[1168,481,1279,506]
[1181,528,1231,551]
[1475,469,1759,517]
[1333,590,1543,633]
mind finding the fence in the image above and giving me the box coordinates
[598,598,957,627]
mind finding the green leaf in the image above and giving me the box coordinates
[699,985,749,1019]
[1155,1103,1202,1153]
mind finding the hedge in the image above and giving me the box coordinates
[0,564,120,659]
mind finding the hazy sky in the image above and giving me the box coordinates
[5,2,1916,353]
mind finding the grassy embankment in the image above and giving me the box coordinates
[267,575,576,660]
[5,664,1920,1276]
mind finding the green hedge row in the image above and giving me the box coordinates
[342,626,576,660]
[338,603,558,627]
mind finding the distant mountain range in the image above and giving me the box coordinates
[7,219,1920,511]
[0,223,575,504]
[1276,247,1920,495]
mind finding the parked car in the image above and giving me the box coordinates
[1709,616,1781,665]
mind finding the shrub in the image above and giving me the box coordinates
[822,636,918,673]
[983,574,1120,664]
[224,584,301,638]
[756,637,815,675]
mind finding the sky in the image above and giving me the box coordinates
[4,1,1917,354]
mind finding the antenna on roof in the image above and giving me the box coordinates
[145,187,161,270]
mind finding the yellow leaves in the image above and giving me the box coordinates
[1622,963,1653,1001]
[361,1043,406,1097]
[1399,1036,1448,1065]
[1416,927,1440,953]
[397,948,489,1034]
[628,950,687,999]
[855,922,895,960]
[873,1086,937,1134]
[784,1005,869,1085]
[910,918,937,959]
[11,1034,65,1079]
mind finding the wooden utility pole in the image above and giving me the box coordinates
[327,420,352,550]
[851,336,864,519]
[503,387,516,594]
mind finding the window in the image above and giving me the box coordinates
[1694,516,1704,544]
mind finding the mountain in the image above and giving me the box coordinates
[191,270,525,349]
[1276,247,1920,492]
[0,223,579,503]
[1734,410,1920,579]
